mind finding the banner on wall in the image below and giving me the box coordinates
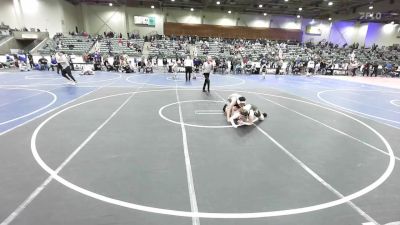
[305,25,322,35]
[21,33,39,39]
[134,16,156,26]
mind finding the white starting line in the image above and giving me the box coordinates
[194,110,223,115]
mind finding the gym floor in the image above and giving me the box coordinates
[0,70,399,225]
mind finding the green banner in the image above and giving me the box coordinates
[148,17,156,26]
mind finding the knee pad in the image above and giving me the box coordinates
[223,104,227,112]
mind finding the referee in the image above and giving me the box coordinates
[184,56,194,81]
[202,56,213,92]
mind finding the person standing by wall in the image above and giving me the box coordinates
[202,56,213,93]
[276,59,284,75]
[349,60,358,76]
[172,60,179,80]
[50,54,60,74]
[370,61,379,77]
[28,53,34,68]
[260,54,268,79]
[362,61,370,76]
[306,58,315,76]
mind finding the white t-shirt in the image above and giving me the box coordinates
[172,62,178,72]
[307,61,315,68]
[203,61,213,73]
[57,54,70,69]
[184,59,193,67]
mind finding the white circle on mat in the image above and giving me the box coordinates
[31,88,395,219]
[25,75,62,80]
[390,100,400,107]
[166,77,185,82]
[159,100,230,128]
[1,72,122,87]
[126,75,245,88]
[318,89,400,124]
[0,87,57,125]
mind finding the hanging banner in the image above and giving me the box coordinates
[134,16,156,27]
[21,33,39,39]
[305,25,322,35]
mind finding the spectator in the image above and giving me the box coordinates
[370,62,379,77]
[362,62,370,76]
[38,56,49,71]
[28,53,34,68]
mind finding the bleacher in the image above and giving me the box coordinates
[27,34,400,75]
[58,36,94,54]
[37,39,57,55]
[195,41,230,58]
[0,35,10,43]
[98,38,144,56]
[148,39,187,58]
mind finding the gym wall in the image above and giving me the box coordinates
[164,22,303,41]
[0,0,398,46]
[0,0,82,36]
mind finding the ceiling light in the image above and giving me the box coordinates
[299,7,302,11]
[151,5,155,8]
[284,0,289,2]
[369,5,373,10]
[297,15,301,18]
[263,12,267,16]
[328,1,333,6]
[171,0,175,1]
[109,2,112,6]
[190,8,194,11]
[259,4,263,8]
[228,10,232,14]
[328,17,332,21]
[216,1,220,5]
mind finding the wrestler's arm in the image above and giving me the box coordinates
[229,112,241,128]
[226,99,236,122]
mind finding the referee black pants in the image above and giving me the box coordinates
[203,73,210,91]
[185,66,192,81]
